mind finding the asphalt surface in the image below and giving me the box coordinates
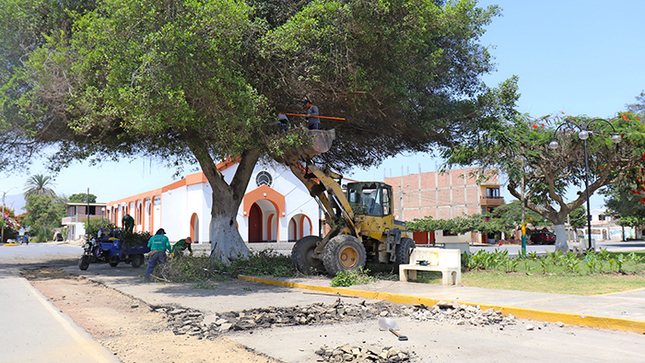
[0,244,119,363]
[2,242,645,363]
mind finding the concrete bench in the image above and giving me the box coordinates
[399,247,461,285]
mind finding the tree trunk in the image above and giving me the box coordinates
[209,205,250,264]
[554,224,568,252]
[188,139,261,264]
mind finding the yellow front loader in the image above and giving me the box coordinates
[276,129,416,275]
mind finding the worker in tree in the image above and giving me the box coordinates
[145,228,172,280]
[304,98,320,130]
[122,213,134,233]
[171,236,193,257]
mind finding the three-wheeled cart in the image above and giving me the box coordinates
[79,229,150,270]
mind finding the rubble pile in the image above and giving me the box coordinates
[155,298,406,339]
[314,344,418,363]
[409,301,516,328]
[153,299,517,340]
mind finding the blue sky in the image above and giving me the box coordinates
[2,0,644,212]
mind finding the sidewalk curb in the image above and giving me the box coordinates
[239,275,645,335]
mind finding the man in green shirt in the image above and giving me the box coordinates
[122,213,134,233]
[145,228,172,280]
[171,237,193,257]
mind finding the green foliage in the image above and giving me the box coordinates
[408,212,515,239]
[461,248,645,276]
[330,267,377,287]
[159,249,297,283]
[489,200,550,227]
[229,249,296,277]
[68,193,97,203]
[24,174,56,197]
[568,206,587,229]
[4,0,518,263]
[443,112,645,252]
[23,193,65,242]
[83,219,115,238]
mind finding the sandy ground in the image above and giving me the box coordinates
[21,267,281,363]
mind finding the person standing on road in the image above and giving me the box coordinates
[144,228,172,280]
[304,99,320,130]
[171,237,193,257]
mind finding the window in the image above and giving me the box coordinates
[256,171,273,187]
[346,182,391,216]
[486,187,500,198]
[598,214,605,221]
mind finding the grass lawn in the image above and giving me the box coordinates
[459,271,645,295]
[409,250,645,296]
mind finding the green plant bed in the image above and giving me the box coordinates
[461,270,645,295]
[156,249,297,283]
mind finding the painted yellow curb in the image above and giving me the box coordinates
[2,243,18,247]
[238,275,645,335]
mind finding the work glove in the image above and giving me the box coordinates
[170,252,175,258]
[190,252,193,256]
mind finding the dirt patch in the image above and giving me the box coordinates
[21,267,281,363]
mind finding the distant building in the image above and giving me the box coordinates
[583,208,635,241]
[385,167,504,245]
[62,202,108,241]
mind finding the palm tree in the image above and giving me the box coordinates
[24,174,56,197]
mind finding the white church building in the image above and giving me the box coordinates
[105,159,321,244]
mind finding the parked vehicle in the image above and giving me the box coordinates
[78,229,150,270]
[530,231,556,245]
[17,235,29,245]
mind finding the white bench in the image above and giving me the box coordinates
[399,247,461,285]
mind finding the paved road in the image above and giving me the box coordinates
[72,248,645,363]
[3,243,645,363]
[0,244,119,363]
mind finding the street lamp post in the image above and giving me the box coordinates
[548,119,621,252]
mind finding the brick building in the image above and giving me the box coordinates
[385,167,504,244]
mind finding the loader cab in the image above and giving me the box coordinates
[346,182,392,217]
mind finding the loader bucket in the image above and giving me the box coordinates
[279,129,336,163]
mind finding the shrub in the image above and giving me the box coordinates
[330,267,377,287]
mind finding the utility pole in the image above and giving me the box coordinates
[86,188,91,242]
[2,187,16,243]
[520,160,526,257]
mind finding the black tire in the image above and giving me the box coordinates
[395,237,416,267]
[108,255,119,267]
[78,255,90,270]
[291,236,325,274]
[131,254,144,268]
[322,234,366,275]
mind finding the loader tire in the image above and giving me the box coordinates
[291,236,325,274]
[395,237,416,268]
[322,234,366,276]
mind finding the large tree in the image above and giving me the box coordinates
[443,113,645,252]
[3,0,516,262]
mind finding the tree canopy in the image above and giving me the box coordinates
[2,0,517,262]
[68,193,97,203]
[443,112,645,251]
